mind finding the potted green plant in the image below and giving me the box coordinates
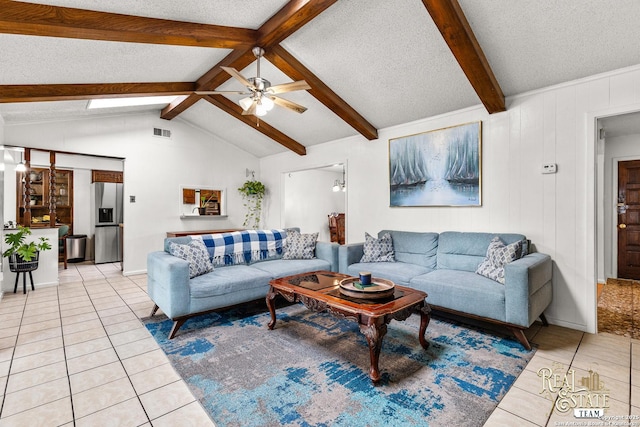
[199,193,217,216]
[238,180,266,229]
[3,225,52,272]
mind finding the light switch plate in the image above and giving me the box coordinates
[542,163,557,174]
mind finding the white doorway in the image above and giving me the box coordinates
[596,110,640,334]
[283,164,347,243]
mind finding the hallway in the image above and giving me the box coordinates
[598,278,640,339]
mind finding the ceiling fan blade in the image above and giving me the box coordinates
[267,80,311,94]
[241,102,257,116]
[195,90,250,95]
[221,66,256,90]
[271,96,308,114]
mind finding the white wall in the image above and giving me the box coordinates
[261,64,640,334]
[602,133,640,281]
[0,117,5,276]
[4,112,260,274]
[283,168,345,242]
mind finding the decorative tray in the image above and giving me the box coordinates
[339,277,395,300]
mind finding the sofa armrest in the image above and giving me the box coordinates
[147,251,191,319]
[504,252,552,327]
[315,241,339,272]
[338,243,364,274]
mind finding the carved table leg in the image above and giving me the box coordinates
[266,286,278,330]
[359,319,388,383]
[418,302,431,349]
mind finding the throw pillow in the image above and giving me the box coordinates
[168,239,214,278]
[475,237,523,284]
[282,231,318,260]
[360,232,395,263]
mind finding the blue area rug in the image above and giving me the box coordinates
[143,302,534,427]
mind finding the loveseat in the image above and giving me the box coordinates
[338,230,552,350]
[147,229,338,338]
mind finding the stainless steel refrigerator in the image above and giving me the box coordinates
[94,182,123,264]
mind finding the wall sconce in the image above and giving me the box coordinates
[15,150,26,172]
[332,165,346,192]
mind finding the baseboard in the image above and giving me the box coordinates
[123,269,146,277]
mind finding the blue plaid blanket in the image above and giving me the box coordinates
[193,229,287,267]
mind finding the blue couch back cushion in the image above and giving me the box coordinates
[437,231,526,272]
[379,230,439,269]
[164,236,192,252]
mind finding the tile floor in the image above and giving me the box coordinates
[0,262,214,427]
[0,262,638,426]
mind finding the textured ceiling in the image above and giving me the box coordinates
[2,1,640,157]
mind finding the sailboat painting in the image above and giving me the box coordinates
[389,121,482,207]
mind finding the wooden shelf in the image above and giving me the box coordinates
[17,167,74,233]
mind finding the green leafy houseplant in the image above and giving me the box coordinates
[3,225,52,262]
[238,180,266,229]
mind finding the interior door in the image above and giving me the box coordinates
[617,160,640,279]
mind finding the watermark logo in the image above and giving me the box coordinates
[538,366,610,418]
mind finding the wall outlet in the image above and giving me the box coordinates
[130,195,136,203]
[542,163,557,174]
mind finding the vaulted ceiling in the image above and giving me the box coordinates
[2,0,640,158]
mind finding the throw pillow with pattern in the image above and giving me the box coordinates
[282,231,318,260]
[360,232,395,263]
[475,237,523,284]
[168,239,214,278]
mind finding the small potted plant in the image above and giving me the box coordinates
[3,225,52,272]
[199,193,217,216]
[238,180,266,229]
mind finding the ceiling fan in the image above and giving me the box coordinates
[196,47,311,117]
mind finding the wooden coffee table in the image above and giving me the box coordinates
[266,270,431,383]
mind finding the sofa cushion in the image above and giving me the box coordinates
[168,240,213,279]
[283,230,318,260]
[476,237,523,284]
[409,269,506,322]
[380,230,438,268]
[250,258,331,278]
[347,262,433,287]
[360,232,395,263]
[436,231,526,272]
[189,265,272,299]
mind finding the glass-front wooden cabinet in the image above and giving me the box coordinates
[17,167,73,232]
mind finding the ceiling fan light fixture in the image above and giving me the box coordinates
[261,96,274,112]
[255,102,268,117]
[239,97,253,111]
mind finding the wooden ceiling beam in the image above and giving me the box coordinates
[203,95,307,156]
[1,0,349,155]
[265,46,378,140]
[160,49,254,120]
[422,0,505,113]
[0,0,256,49]
[257,0,338,47]
[162,0,340,156]
[160,49,257,120]
[195,49,256,91]
[0,82,195,103]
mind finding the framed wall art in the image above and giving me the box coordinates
[389,121,482,207]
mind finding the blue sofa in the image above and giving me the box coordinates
[338,230,552,350]
[147,229,339,338]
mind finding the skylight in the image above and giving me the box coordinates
[87,96,178,109]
